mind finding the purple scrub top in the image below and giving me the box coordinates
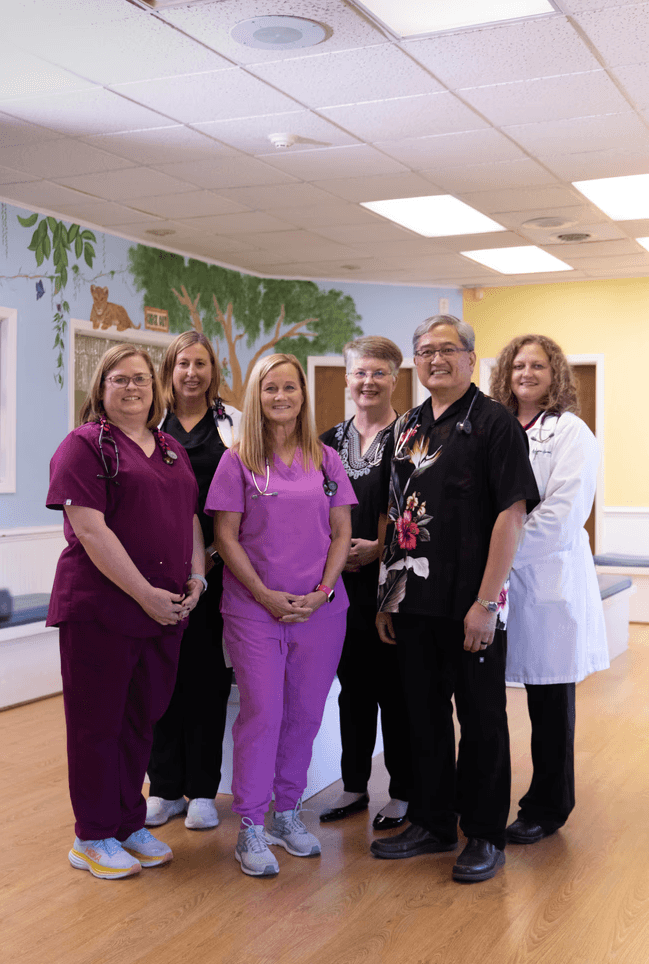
[46,421,198,637]
[205,444,357,625]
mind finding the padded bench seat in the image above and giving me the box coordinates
[0,593,51,628]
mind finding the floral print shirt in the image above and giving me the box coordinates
[377,386,539,625]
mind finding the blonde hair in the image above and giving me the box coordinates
[159,331,221,412]
[79,344,164,428]
[237,353,322,475]
[343,336,403,375]
[490,334,579,416]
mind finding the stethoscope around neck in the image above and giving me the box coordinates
[251,457,338,499]
[455,385,479,435]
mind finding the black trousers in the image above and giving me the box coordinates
[337,602,412,800]
[393,614,511,851]
[148,566,233,801]
[517,682,576,831]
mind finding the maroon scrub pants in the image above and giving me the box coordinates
[59,621,182,841]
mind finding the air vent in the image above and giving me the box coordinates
[555,232,592,243]
[145,227,176,237]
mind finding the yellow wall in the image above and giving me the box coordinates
[464,278,649,507]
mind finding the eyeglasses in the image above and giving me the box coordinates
[348,369,392,381]
[104,374,153,387]
[414,347,468,361]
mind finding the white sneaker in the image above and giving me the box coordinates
[235,818,279,877]
[266,802,321,857]
[145,796,186,827]
[121,828,173,867]
[68,837,141,879]
[185,798,219,830]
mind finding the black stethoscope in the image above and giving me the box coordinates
[97,415,177,485]
[251,458,338,498]
[394,386,480,460]
[455,385,479,435]
[527,411,557,443]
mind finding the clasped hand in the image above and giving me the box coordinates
[261,589,326,623]
[140,586,199,626]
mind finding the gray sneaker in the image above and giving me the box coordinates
[266,802,321,857]
[235,819,279,877]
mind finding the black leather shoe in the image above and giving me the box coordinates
[370,823,457,859]
[452,838,505,882]
[506,817,557,844]
[320,793,369,823]
[372,812,407,831]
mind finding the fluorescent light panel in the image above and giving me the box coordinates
[361,195,506,237]
[573,174,649,221]
[461,245,572,274]
[636,237,649,254]
[351,0,556,37]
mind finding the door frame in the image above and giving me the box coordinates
[307,355,418,422]
[479,353,605,553]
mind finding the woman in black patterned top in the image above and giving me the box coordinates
[319,337,412,830]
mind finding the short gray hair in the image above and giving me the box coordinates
[412,315,475,354]
[343,336,402,375]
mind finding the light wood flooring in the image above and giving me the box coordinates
[2,624,649,964]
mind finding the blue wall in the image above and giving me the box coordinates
[0,200,460,529]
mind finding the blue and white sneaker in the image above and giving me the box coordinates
[68,837,141,879]
[145,796,186,827]
[266,802,321,857]
[235,818,279,877]
[121,828,173,867]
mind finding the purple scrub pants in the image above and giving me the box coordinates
[224,612,346,826]
[59,621,182,841]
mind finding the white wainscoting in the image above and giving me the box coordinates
[600,508,649,623]
[0,524,65,596]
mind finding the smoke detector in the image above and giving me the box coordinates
[555,232,592,243]
[269,133,298,150]
[231,16,329,50]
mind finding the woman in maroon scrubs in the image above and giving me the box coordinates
[46,344,204,879]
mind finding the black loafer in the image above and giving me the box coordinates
[506,817,557,844]
[370,823,457,859]
[372,812,407,831]
[320,793,369,823]
[452,837,505,882]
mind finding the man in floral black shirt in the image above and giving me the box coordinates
[370,315,539,882]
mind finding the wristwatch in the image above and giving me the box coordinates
[189,573,208,594]
[208,546,220,563]
[315,583,335,603]
[476,596,499,613]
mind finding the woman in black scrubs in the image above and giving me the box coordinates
[146,331,239,831]
[319,337,412,830]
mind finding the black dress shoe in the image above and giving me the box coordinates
[320,793,369,823]
[452,837,505,882]
[372,812,407,831]
[370,822,457,859]
[506,817,557,844]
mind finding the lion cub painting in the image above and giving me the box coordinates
[90,285,140,331]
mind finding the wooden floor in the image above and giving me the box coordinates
[2,624,649,964]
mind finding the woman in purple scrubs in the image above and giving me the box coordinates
[46,345,205,880]
[207,353,356,878]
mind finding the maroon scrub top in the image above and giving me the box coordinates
[46,421,198,637]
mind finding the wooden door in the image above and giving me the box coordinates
[571,364,596,553]
[313,365,414,436]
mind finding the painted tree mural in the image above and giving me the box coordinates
[128,246,363,408]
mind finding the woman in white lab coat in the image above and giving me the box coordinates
[491,335,608,845]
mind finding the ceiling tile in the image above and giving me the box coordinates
[0,179,91,208]
[160,0,388,65]
[404,17,601,88]
[53,168,197,201]
[0,166,39,186]
[489,204,593,230]
[0,112,63,148]
[5,0,137,29]
[0,140,133,179]
[49,200,165,227]
[264,202,380,229]
[575,3,649,67]
[539,148,649,181]
[460,184,585,214]
[423,158,558,193]
[257,144,409,180]
[611,64,649,110]
[192,111,360,153]
[503,112,649,155]
[178,211,292,235]
[319,92,490,140]
[0,50,96,101]
[0,88,170,136]
[559,0,645,10]
[81,126,239,166]
[562,253,649,270]
[111,70,300,125]
[543,239,641,258]
[458,71,632,126]
[131,192,246,220]
[243,229,356,261]
[310,173,444,202]
[309,222,416,244]
[374,129,528,168]
[249,45,442,108]
[214,183,337,209]
[153,156,298,190]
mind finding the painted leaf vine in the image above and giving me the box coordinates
[18,212,96,387]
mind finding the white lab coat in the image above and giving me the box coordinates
[506,412,609,684]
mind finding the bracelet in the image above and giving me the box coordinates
[188,573,208,594]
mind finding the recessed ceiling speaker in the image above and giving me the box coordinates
[522,216,577,230]
[231,16,330,49]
